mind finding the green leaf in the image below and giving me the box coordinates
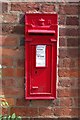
[11,113,16,119]
[0,114,2,120]
[1,101,9,108]
[8,115,11,120]
[17,116,22,120]
[2,101,6,106]
[3,116,7,120]
[5,102,9,106]
[0,114,2,118]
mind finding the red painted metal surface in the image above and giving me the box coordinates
[25,13,58,99]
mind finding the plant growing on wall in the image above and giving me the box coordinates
[0,100,22,120]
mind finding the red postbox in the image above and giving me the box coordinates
[25,13,58,99]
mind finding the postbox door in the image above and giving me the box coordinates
[25,13,58,99]
[28,43,56,98]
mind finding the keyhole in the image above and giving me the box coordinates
[35,70,37,74]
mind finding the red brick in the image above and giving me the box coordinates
[67,48,78,58]
[67,38,78,46]
[16,98,30,106]
[2,48,24,58]
[73,109,79,117]
[79,50,80,59]
[59,98,73,107]
[11,3,26,11]
[78,77,80,88]
[6,98,15,106]
[0,89,3,96]
[59,5,78,15]
[59,48,78,58]
[68,28,79,36]
[74,98,80,107]
[78,108,80,118]
[57,89,78,97]
[39,107,53,117]
[2,68,14,77]
[11,107,38,117]
[17,59,24,67]
[53,99,60,106]
[59,48,67,58]
[59,38,66,46]
[59,37,66,46]
[79,58,80,67]
[0,57,1,65]
[3,87,24,97]
[59,15,66,25]
[58,79,76,88]
[79,4,80,13]
[54,108,78,116]
[41,4,55,12]
[2,78,16,87]
[63,58,78,68]
[0,108,2,114]
[0,97,15,106]
[66,17,79,25]
[59,28,79,36]
[59,28,66,36]
[11,3,40,12]
[0,57,2,64]
[58,69,78,77]
[0,35,19,46]
[31,100,52,107]
[2,48,16,57]
[2,57,13,66]
[13,25,24,34]
[11,3,27,11]
[16,78,24,88]
[79,71,80,78]
[0,79,2,87]
[2,14,17,23]
[2,3,8,13]
[0,25,1,35]
[28,3,40,11]
[0,15,3,23]
[79,29,80,38]
[0,108,9,115]
[0,47,2,57]
[59,27,65,36]
[2,24,24,34]
[58,58,78,68]
[74,95,80,107]
[59,38,78,47]
[15,68,24,77]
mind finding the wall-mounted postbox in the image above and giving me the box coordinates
[25,13,58,99]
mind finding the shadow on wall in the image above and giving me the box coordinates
[1,13,25,116]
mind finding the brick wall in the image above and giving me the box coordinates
[0,2,79,119]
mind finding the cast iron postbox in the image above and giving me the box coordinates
[25,13,58,99]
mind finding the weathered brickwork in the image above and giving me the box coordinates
[0,2,79,119]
